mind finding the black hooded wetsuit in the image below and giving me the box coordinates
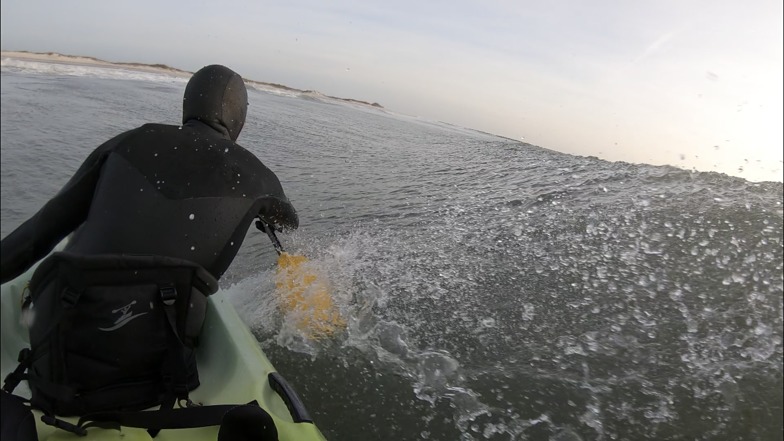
[0,65,297,283]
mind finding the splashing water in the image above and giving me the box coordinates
[2,66,781,440]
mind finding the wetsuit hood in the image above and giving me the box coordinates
[182,65,248,141]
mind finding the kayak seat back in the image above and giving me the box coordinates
[2,252,219,435]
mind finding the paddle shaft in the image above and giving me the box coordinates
[258,220,284,255]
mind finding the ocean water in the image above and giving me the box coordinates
[1,58,782,441]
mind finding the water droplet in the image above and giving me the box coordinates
[753,324,769,336]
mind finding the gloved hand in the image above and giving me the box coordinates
[255,219,267,233]
[256,218,279,233]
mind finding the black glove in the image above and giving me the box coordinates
[256,219,280,233]
[255,219,267,233]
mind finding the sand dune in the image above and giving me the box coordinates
[1,50,383,108]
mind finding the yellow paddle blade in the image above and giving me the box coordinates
[276,252,345,338]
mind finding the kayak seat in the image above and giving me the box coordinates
[218,403,278,441]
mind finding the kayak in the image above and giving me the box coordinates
[0,256,328,441]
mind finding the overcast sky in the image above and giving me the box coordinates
[2,0,782,182]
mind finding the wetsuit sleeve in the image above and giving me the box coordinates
[246,152,298,231]
[257,195,299,231]
[0,134,124,284]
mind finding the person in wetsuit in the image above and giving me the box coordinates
[0,64,298,284]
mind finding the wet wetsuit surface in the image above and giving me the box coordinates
[0,120,298,283]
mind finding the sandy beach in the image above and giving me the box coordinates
[1,50,383,108]
[1,50,192,77]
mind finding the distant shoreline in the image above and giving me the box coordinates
[0,50,384,109]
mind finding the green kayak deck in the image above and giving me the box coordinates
[0,261,327,440]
